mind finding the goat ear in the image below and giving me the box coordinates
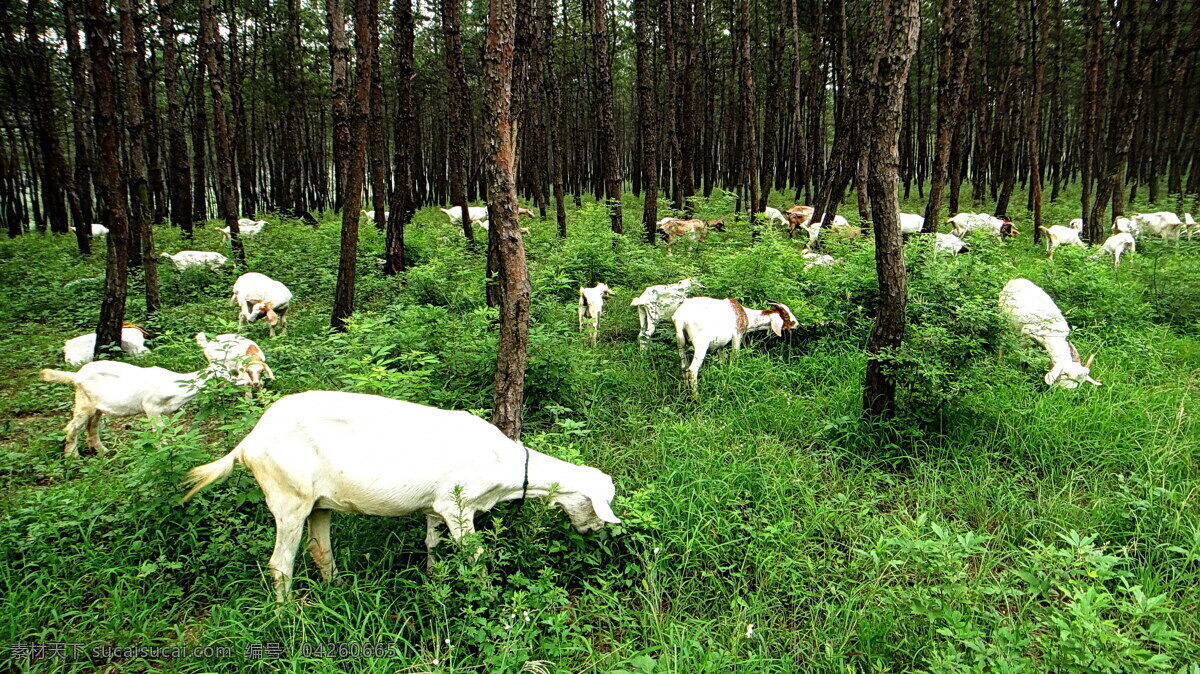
[262,363,276,380]
[588,493,621,524]
[769,313,784,337]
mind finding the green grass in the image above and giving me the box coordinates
[1,186,1198,673]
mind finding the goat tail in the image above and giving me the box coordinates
[181,444,245,502]
[39,368,76,386]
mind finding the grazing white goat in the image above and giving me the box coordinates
[899,212,926,235]
[1038,225,1087,259]
[181,391,620,601]
[578,283,613,347]
[1129,211,1184,244]
[231,272,292,337]
[631,278,704,349]
[195,332,274,391]
[160,251,228,270]
[62,323,150,366]
[1113,217,1139,236]
[440,205,532,227]
[39,361,215,457]
[67,223,109,237]
[1089,232,1136,268]
[215,220,266,241]
[360,210,390,224]
[933,233,969,255]
[673,297,798,394]
[801,249,838,269]
[998,278,1100,389]
[762,207,787,225]
[798,213,854,246]
[949,212,1018,239]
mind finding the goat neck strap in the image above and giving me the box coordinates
[517,443,530,512]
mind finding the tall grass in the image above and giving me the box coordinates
[1,187,1198,672]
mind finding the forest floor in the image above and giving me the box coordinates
[1,186,1198,673]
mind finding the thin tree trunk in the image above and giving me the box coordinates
[442,0,475,247]
[332,0,376,330]
[592,0,622,233]
[201,0,244,266]
[546,0,567,237]
[922,0,973,231]
[328,0,350,211]
[483,0,528,439]
[1028,0,1046,240]
[385,0,417,275]
[863,0,920,420]
[64,0,93,255]
[24,0,71,236]
[1080,0,1102,242]
[86,0,130,359]
[157,0,191,237]
[119,0,159,314]
[191,48,207,237]
[635,0,657,244]
[367,0,388,222]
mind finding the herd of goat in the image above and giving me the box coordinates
[32,201,1189,600]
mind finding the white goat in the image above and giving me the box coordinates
[195,332,274,391]
[39,361,215,457]
[215,220,266,241]
[1129,211,1184,244]
[67,223,109,237]
[1184,213,1197,240]
[62,323,150,366]
[899,212,926,235]
[160,251,228,270]
[673,297,798,394]
[762,207,787,226]
[578,283,613,347]
[231,272,292,338]
[933,233,969,255]
[949,212,1018,239]
[1068,218,1084,231]
[1089,232,1136,268]
[1114,217,1139,236]
[998,278,1100,389]
[360,210,390,224]
[441,205,489,225]
[801,248,838,270]
[181,391,620,601]
[1038,225,1087,259]
[631,278,703,349]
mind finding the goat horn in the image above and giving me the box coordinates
[1084,354,1095,369]
[1086,376,1102,386]
[1068,342,1081,363]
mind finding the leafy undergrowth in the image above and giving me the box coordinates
[1,188,1198,673]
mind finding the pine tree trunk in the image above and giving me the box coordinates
[24,0,71,236]
[736,0,759,224]
[442,0,475,247]
[592,0,623,233]
[191,51,207,237]
[64,0,93,255]
[332,0,376,330]
[119,0,159,313]
[156,0,192,237]
[545,0,567,237]
[483,0,529,440]
[922,0,973,232]
[385,0,417,276]
[1028,0,1046,240]
[86,0,130,359]
[367,0,388,222]
[1080,0,1102,242]
[201,0,244,265]
[635,0,657,244]
[862,0,920,420]
[328,0,351,211]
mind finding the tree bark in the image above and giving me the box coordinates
[922,0,973,231]
[85,0,130,359]
[328,0,351,211]
[635,0,657,243]
[332,0,376,330]
[1027,0,1046,240]
[442,0,474,246]
[119,0,159,314]
[736,0,760,225]
[191,45,207,237]
[385,0,417,275]
[592,0,623,233]
[1080,0,1102,242]
[545,0,567,237]
[367,0,388,222]
[24,0,71,237]
[156,0,191,237]
[201,0,244,265]
[483,0,529,440]
[863,0,920,420]
[64,0,93,255]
